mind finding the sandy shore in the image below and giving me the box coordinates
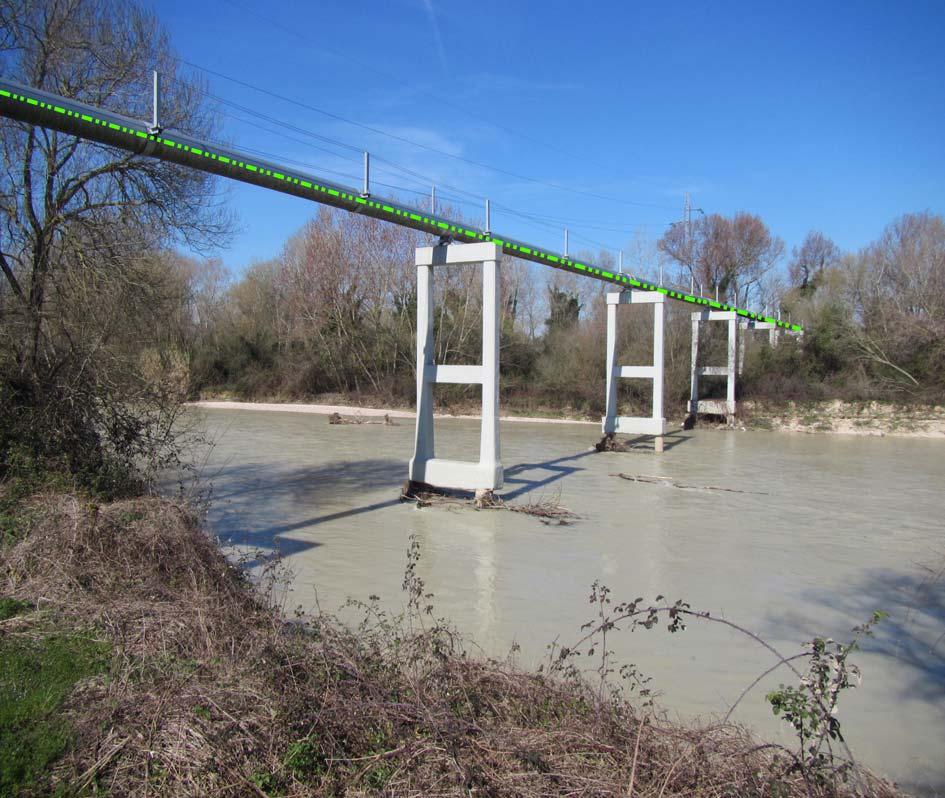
[189,400,599,426]
[191,399,945,438]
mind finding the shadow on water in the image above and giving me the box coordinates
[502,449,596,500]
[765,558,945,795]
[768,562,945,703]
[209,443,607,561]
[209,458,407,566]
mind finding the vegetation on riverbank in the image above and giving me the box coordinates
[0,486,907,797]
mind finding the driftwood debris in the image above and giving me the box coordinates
[329,412,397,426]
[610,472,768,495]
[401,481,577,525]
[595,434,656,453]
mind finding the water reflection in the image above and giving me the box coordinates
[188,407,945,794]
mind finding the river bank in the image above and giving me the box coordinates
[191,397,945,437]
[0,486,908,797]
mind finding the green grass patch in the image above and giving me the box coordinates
[0,598,32,621]
[0,630,110,796]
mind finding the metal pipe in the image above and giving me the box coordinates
[564,228,569,258]
[484,198,491,235]
[431,185,436,215]
[361,151,370,197]
[150,70,160,133]
[0,77,800,331]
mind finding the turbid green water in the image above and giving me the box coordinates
[189,407,945,796]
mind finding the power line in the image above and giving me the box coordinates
[179,59,680,212]
[166,72,670,265]
[218,0,630,176]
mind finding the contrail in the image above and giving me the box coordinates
[422,0,449,76]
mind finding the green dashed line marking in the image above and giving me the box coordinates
[4,87,797,330]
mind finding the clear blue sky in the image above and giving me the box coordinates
[156,0,945,273]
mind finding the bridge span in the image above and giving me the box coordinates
[0,77,801,495]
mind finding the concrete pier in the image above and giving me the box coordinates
[602,290,667,452]
[689,310,737,424]
[408,242,503,492]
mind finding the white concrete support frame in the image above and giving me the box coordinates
[409,242,503,492]
[602,290,667,452]
[689,310,737,422]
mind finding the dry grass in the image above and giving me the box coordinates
[0,492,905,797]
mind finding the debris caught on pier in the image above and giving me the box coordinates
[595,434,658,453]
[610,472,769,495]
[401,482,577,525]
[328,411,397,426]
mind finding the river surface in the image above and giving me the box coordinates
[187,406,945,796]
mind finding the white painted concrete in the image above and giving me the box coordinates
[602,290,667,447]
[409,243,504,491]
[690,310,737,420]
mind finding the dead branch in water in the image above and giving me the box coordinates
[610,473,769,495]
[328,412,398,426]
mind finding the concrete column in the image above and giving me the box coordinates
[652,299,665,452]
[603,300,619,434]
[689,315,700,416]
[479,255,500,474]
[410,260,435,469]
[727,315,737,422]
[408,242,503,492]
[738,323,746,375]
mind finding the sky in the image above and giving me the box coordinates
[155,0,945,275]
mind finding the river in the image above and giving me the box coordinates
[187,406,945,796]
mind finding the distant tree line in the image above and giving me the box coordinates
[173,207,945,414]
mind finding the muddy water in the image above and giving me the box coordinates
[189,407,945,795]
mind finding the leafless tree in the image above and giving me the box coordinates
[0,0,229,483]
[788,231,840,290]
[658,212,784,306]
[845,212,945,391]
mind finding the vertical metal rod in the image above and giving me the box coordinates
[618,250,623,274]
[690,275,694,293]
[484,198,491,234]
[151,70,160,132]
[431,185,436,215]
[361,151,370,197]
[715,285,719,302]
[564,228,569,258]
[659,263,663,286]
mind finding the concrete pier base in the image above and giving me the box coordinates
[690,310,737,426]
[408,242,504,492]
[601,290,667,451]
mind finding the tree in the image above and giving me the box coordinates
[658,212,784,305]
[845,212,945,393]
[0,0,227,486]
[545,285,582,333]
[789,231,840,291]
